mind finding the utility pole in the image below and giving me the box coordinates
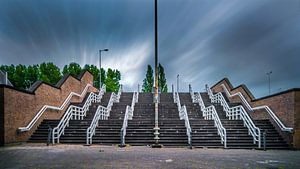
[177,74,179,93]
[152,0,161,148]
[99,49,109,89]
[266,71,272,95]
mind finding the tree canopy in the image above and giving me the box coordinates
[39,62,62,85]
[142,65,154,92]
[62,62,82,77]
[0,62,121,91]
[105,68,121,92]
[158,63,168,92]
[83,64,106,89]
[142,64,168,93]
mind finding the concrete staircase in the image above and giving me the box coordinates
[201,92,289,149]
[124,93,155,146]
[159,93,188,146]
[92,92,132,145]
[28,91,289,149]
[179,93,223,148]
[28,92,105,143]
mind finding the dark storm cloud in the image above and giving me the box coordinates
[0,0,299,96]
[159,0,300,97]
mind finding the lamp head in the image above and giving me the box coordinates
[99,49,109,52]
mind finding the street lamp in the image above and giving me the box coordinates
[266,71,272,95]
[177,74,179,93]
[99,49,109,89]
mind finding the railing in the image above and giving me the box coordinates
[86,86,122,145]
[18,83,96,132]
[173,92,192,146]
[206,85,261,148]
[191,90,227,148]
[220,84,293,132]
[52,85,106,143]
[120,91,139,146]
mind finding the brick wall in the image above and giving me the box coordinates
[1,71,98,145]
[0,87,4,146]
[294,91,300,148]
[211,78,299,148]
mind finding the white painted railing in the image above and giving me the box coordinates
[18,83,96,132]
[220,84,293,132]
[206,85,261,148]
[120,91,139,146]
[173,92,192,146]
[86,86,122,145]
[52,85,106,143]
[190,90,227,148]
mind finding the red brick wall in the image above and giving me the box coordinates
[2,71,98,144]
[0,87,4,146]
[211,78,299,148]
[294,91,300,148]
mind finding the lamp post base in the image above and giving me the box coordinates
[152,126,162,148]
[151,143,163,148]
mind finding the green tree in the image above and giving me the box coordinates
[158,63,168,92]
[83,64,106,88]
[25,65,39,88]
[62,62,82,77]
[39,62,62,85]
[142,65,154,92]
[13,64,27,89]
[105,68,121,92]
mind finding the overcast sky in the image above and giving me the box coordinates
[0,0,299,97]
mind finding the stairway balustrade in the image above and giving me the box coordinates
[86,86,122,145]
[206,85,261,148]
[173,92,192,146]
[18,84,97,132]
[219,84,293,132]
[51,85,106,143]
[190,88,227,148]
[120,91,139,146]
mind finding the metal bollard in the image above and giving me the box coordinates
[189,135,193,149]
[263,130,267,151]
[119,129,126,148]
[47,125,53,146]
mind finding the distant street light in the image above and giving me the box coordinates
[266,71,272,95]
[99,49,109,89]
[177,74,179,93]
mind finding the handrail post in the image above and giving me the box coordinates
[47,125,53,146]
[263,130,267,151]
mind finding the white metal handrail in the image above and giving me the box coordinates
[220,84,293,132]
[120,91,139,145]
[192,91,227,148]
[206,85,261,148]
[18,83,95,132]
[173,92,192,146]
[86,105,109,145]
[52,85,106,143]
[86,86,122,145]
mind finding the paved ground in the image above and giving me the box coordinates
[0,144,299,169]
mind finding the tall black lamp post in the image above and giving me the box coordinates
[99,49,109,89]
